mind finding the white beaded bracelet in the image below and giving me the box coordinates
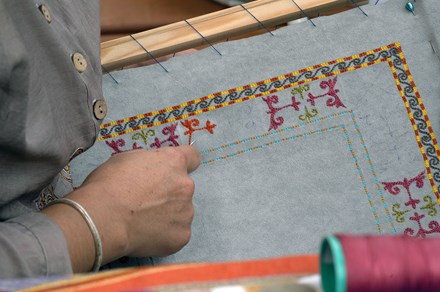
[46,198,103,272]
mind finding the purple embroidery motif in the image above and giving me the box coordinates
[150,123,180,149]
[382,171,425,209]
[106,139,143,156]
[105,139,126,156]
[307,76,346,108]
[382,171,440,238]
[262,95,301,131]
[404,212,440,238]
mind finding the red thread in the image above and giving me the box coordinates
[337,234,440,292]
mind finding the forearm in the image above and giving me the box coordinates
[41,185,128,273]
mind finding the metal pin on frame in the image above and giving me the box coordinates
[289,0,316,27]
[101,65,119,84]
[185,20,223,56]
[129,34,169,73]
[350,0,368,16]
[240,4,274,36]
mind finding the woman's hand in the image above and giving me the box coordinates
[42,145,201,272]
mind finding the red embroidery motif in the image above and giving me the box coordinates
[307,76,346,108]
[404,212,440,238]
[105,139,142,156]
[150,123,180,149]
[262,95,301,131]
[382,171,440,238]
[105,139,126,156]
[181,119,216,144]
[382,171,425,209]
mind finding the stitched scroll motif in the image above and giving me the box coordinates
[382,171,440,238]
[181,119,217,145]
[262,77,344,131]
[104,120,217,154]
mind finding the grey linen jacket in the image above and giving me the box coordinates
[0,1,103,278]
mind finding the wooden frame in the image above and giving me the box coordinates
[101,0,367,70]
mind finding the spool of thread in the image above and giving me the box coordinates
[320,235,440,292]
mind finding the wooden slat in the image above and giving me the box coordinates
[101,0,226,34]
[101,0,362,70]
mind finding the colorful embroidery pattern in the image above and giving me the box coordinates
[263,95,301,131]
[388,54,440,202]
[98,43,440,205]
[382,171,440,238]
[181,119,216,145]
[150,124,180,149]
[105,139,143,156]
[99,47,391,139]
[132,129,155,145]
[262,76,344,131]
[104,119,218,154]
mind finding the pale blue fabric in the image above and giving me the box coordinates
[72,0,440,267]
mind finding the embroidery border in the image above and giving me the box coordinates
[99,43,440,204]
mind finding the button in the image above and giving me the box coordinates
[72,53,87,73]
[69,148,84,161]
[93,100,107,120]
[38,4,52,23]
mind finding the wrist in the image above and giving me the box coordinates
[70,184,130,264]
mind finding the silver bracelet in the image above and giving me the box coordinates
[46,198,103,272]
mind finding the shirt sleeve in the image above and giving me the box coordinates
[0,1,101,278]
[0,213,72,278]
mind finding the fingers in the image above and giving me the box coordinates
[177,145,201,173]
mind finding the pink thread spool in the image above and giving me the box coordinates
[320,235,440,292]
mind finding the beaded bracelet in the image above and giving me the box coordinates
[46,198,103,272]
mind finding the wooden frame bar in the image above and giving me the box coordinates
[101,0,365,70]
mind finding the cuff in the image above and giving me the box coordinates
[6,212,73,277]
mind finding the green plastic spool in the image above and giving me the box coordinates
[320,236,347,292]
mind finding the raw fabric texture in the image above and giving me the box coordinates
[71,0,440,267]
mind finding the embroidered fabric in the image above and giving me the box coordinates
[71,0,440,268]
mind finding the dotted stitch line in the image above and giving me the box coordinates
[201,121,385,233]
[201,111,351,155]
[201,125,340,165]
[349,112,397,233]
[342,125,382,234]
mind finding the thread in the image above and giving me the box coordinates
[185,20,222,56]
[321,235,440,292]
[289,0,316,27]
[129,34,169,73]
[350,0,368,17]
[240,4,274,36]
[101,65,119,84]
